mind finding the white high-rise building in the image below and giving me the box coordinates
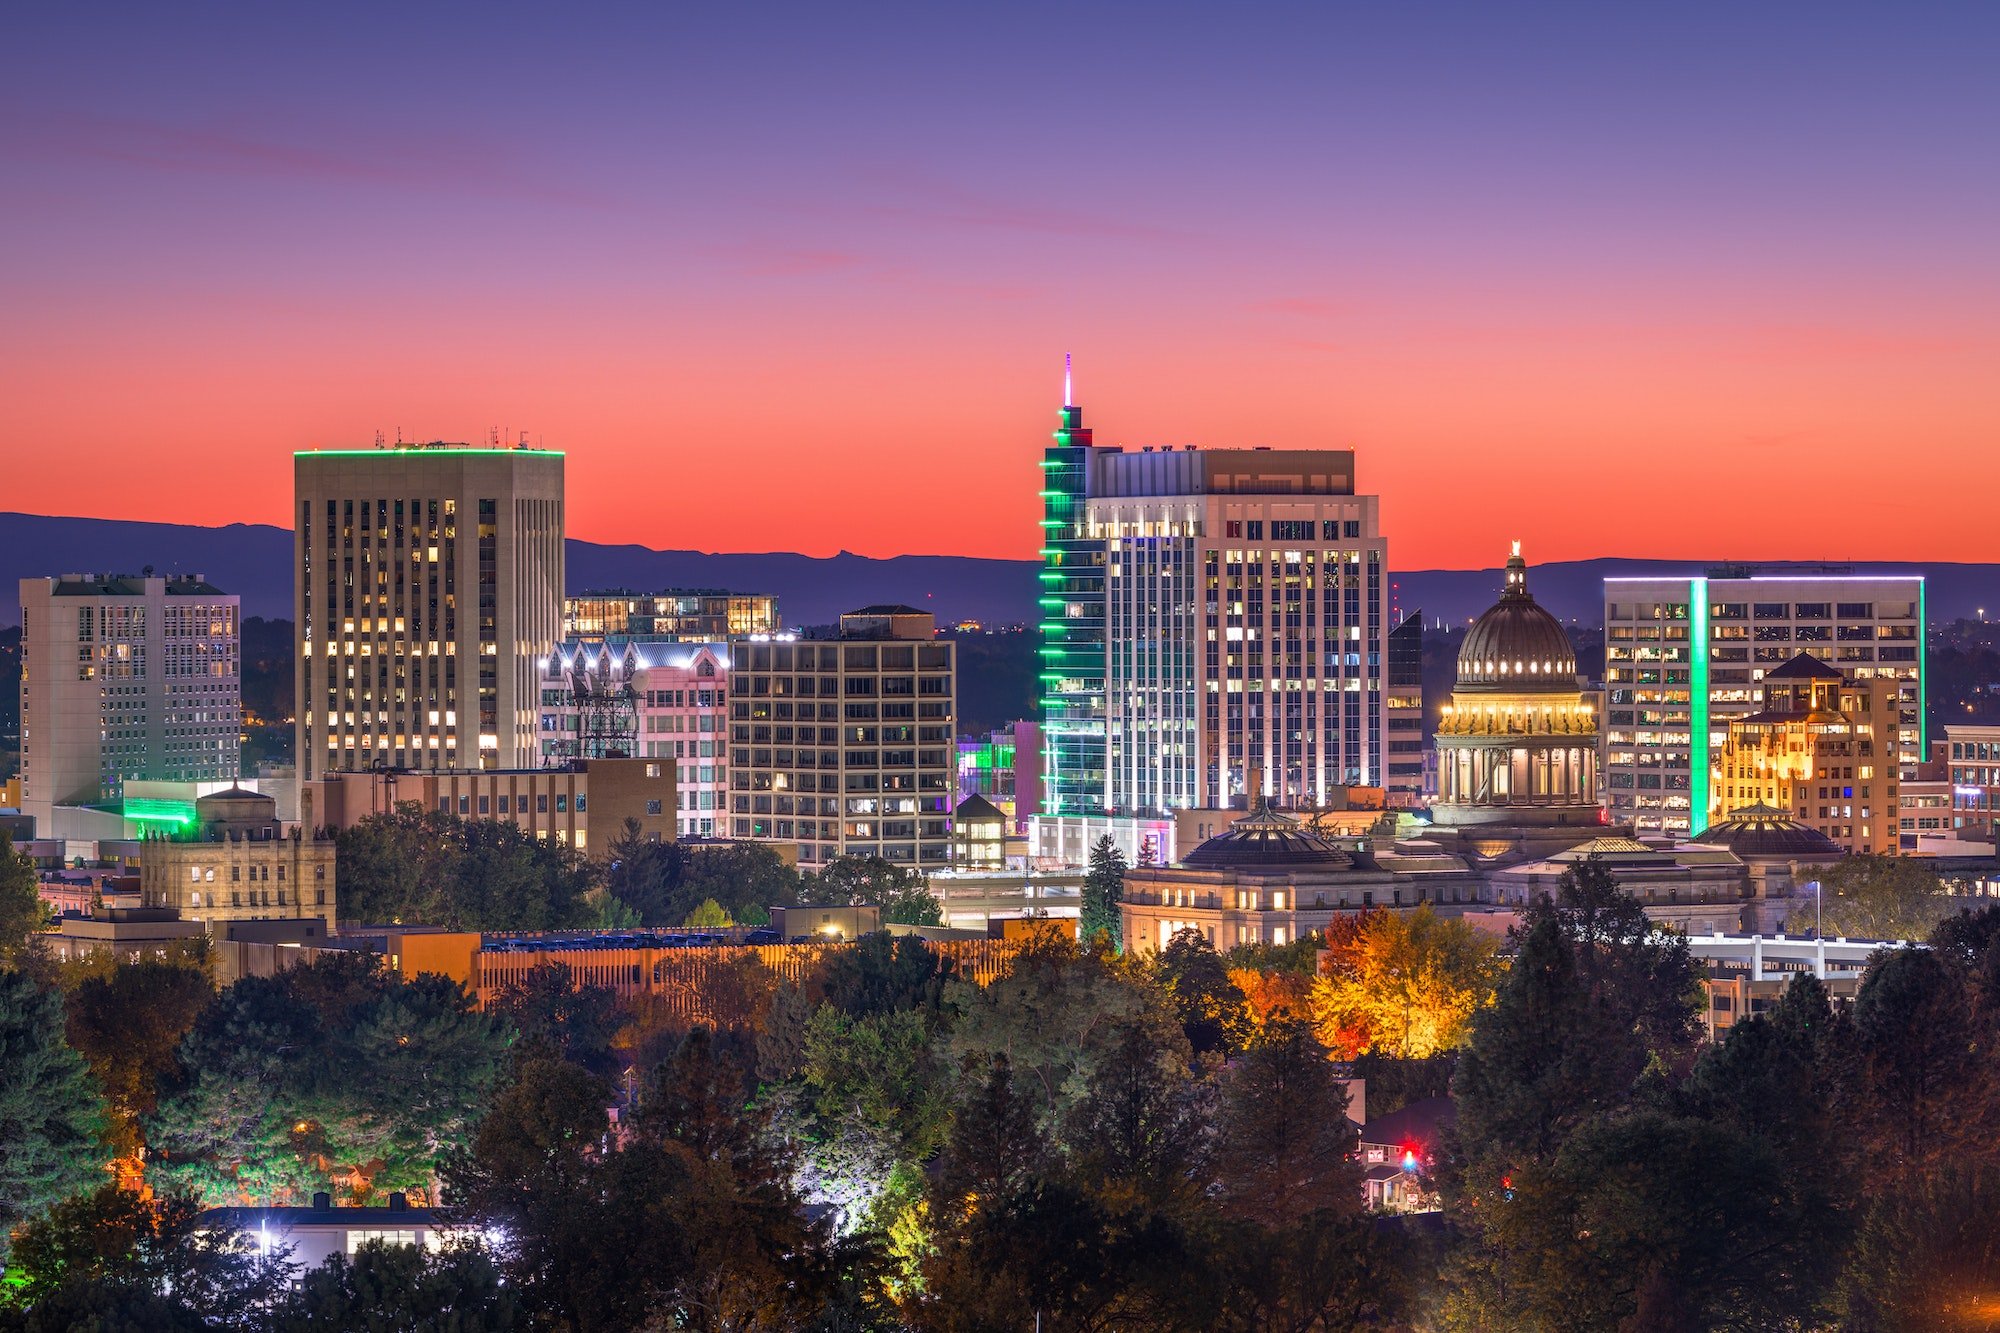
[1602,571,1924,836]
[18,573,241,829]
[295,443,564,780]
[1089,447,1389,814]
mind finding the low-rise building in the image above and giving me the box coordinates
[1945,723,2000,844]
[309,756,676,852]
[141,789,336,926]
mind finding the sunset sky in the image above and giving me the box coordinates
[3,3,1995,567]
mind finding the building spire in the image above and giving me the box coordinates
[1064,352,1073,408]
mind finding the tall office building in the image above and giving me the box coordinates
[729,606,956,868]
[19,573,241,828]
[1386,610,1426,800]
[1093,445,1390,812]
[1602,571,1923,836]
[1038,380,1106,818]
[295,442,564,780]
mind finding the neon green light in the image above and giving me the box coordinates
[1918,578,1927,757]
[123,797,196,826]
[1689,577,1711,836]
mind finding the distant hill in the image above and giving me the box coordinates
[2,511,1994,629]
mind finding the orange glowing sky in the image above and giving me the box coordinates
[3,4,1997,568]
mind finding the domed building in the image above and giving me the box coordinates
[1433,544,1600,829]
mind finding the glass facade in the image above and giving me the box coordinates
[1039,404,1107,817]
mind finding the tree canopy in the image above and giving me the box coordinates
[334,803,596,930]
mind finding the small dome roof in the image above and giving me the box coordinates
[1456,545,1576,693]
[1182,798,1352,869]
[1694,804,1842,858]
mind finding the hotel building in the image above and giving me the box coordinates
[1711,654,1903,854]
[729,607,956,868]
[1602,572,1924,836]
[19,574,241,829]
[294,443,564,780]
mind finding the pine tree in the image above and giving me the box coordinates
[1080,835,1128,951]
[0,969,108,1243]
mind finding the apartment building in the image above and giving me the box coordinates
[729,607,956,869]
[19,573,240,828]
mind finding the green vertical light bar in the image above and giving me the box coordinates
[1689,577,1711,836]
[1918,577,1927,753]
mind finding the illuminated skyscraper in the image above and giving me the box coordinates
[1038,368,1107,817]
[295,442,565,779]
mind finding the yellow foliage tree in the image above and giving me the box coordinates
[1310,905,1503,1059]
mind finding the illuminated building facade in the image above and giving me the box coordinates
[1091,444,1390,813]
[538,642,730,836]
[1039,385,1107,818]
[729,606,956,868]
[1712,654,1903,854]
[19,573,241,829]
[1433,547,1600,827]
[564,589,777,641]
[140,788,335,926]
[1602,572,1924,836]
[294,443,565,779]
[1945,724,2000,843]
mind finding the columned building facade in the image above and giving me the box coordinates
[1433,546,1600,827]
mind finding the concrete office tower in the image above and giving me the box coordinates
[729,606,956,869]
[295,442,564,780]
[19,573,242,828]
[1091,444,1390,812]
[1602,571,1924,837]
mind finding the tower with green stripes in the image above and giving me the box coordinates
[1038,368,1108,817]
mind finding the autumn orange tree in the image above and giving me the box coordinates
[1310,905,1502,1059]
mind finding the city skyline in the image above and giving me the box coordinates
[6,3,1998,566]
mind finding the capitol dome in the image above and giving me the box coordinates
[1182,797,1352,869]
[1455,543,1577,693]
[1693,804,1843,859]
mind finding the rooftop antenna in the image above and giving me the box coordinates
[396,426,403,444]
[374,429,384,448]
[1063,352,1072,408]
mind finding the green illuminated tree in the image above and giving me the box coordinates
[1079,836,1127,951]
[682,896,732,929]
[0,830,49,958]
[0,970,107,1245]
[3,1184,290,1332]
